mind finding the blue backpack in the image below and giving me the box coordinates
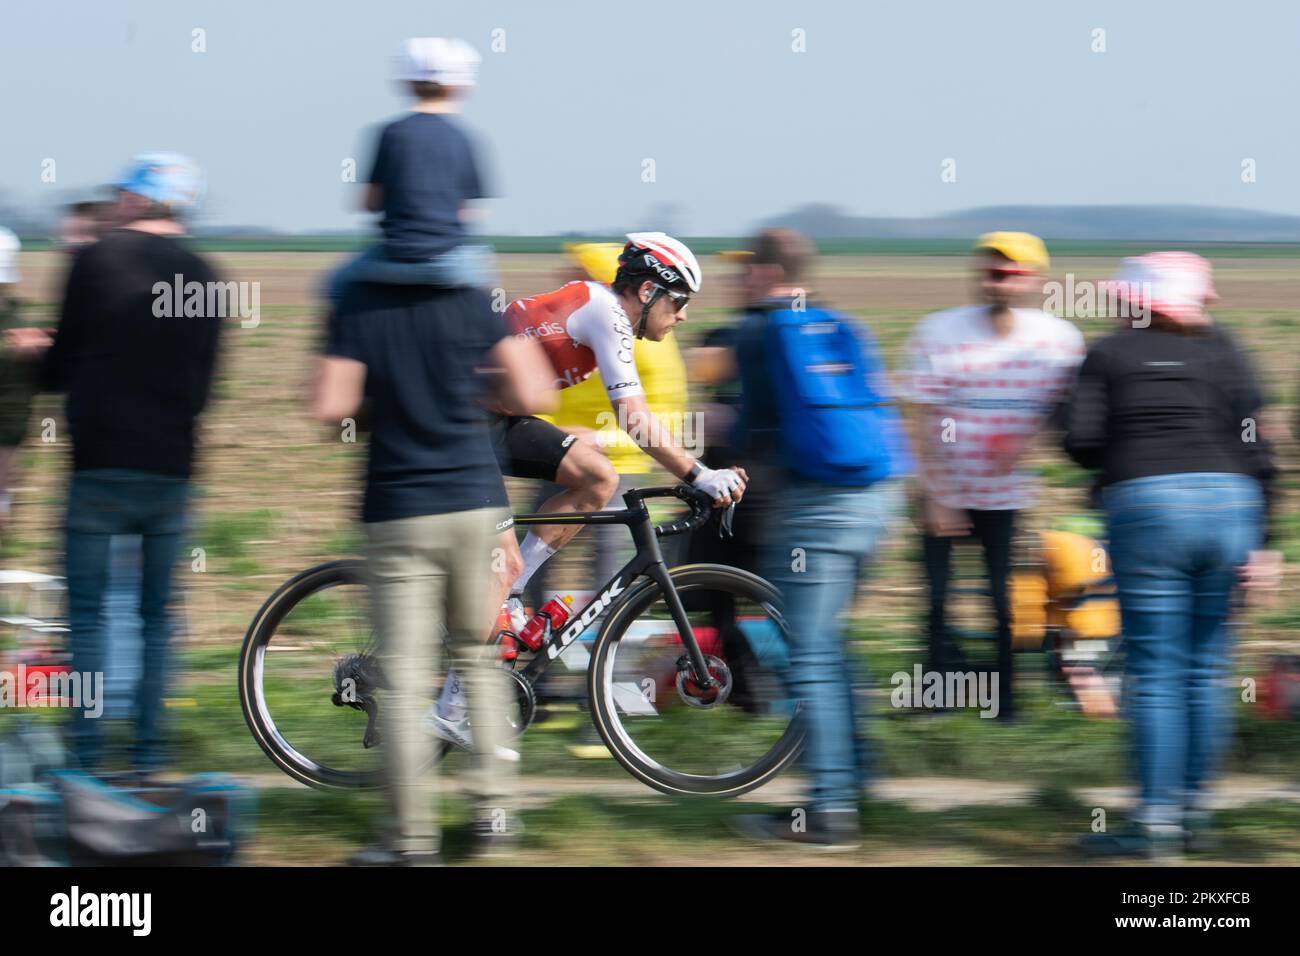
[764,306,910,486]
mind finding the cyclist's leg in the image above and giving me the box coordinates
[490,526,523,617]
[535,435,618,548]
[496,416,618,598]
[486,418,527,615]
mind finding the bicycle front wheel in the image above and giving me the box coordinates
[587,564,803,797]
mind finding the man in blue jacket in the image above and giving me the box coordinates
[730,229,911,849]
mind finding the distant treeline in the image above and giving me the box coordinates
[16,235,1300,257]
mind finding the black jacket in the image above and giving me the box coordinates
[1063,323,1275,532]
[44,230,224,478]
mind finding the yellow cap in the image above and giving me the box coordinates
[717,249,754,262]
[563,242,624,284]
[973,231,1050,272]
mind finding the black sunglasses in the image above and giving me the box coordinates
[653,284,691,312]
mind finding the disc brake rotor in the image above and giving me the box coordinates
[675,654,733,709]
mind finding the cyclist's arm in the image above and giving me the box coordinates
[611,392,696,480]
[613,393,745,504]
[568,288,688,476]
[568,287,741,495]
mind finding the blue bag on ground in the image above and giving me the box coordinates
[0,723,254,866]
[51,771,253,866]
[764,307,910,485]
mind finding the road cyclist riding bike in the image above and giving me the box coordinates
[427,233,751,746]
[244,238,801,793]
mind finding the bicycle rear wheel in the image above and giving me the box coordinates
[587,563,803,797]
[238,560,451,790]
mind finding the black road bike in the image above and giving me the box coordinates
[238,485,804,797]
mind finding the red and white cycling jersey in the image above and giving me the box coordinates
[504,281,644,399]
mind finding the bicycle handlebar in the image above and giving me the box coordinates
[648,484,734,538]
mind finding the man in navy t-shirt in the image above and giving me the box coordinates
[314,276,554,864]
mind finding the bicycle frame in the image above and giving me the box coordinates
[510,486,718,688]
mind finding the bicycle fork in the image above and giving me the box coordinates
[630,518,717,690]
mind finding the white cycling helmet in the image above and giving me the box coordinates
[618,232,702,293]
[616,232,702,337]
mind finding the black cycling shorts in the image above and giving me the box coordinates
[491,415,578,482]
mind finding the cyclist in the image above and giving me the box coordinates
[427,233,749,743]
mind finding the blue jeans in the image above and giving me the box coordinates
[64,469,191,770]
[103,535,144,720]
[1103,472,1262,828]
[763,478,903,812]
[325,243,498,305]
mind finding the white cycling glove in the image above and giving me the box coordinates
[691,465,744,501]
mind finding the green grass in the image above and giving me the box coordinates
[324,527,364,557]
[238,785,1300,866]
[162,632,1300,790]
[194,508,279,577]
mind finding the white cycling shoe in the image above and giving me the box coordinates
[424,711,474,749]
[423,711,519,762]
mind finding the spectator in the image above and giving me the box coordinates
[57,200,142,723]
[326,36,495,303]
[902,233,1084,721]
[681,248,780,575]
[314,272,554,865]
[57,200,113,253]
[0,226,39,532]
[1064,252,1279,859]
[17,153,221,771]
[680,249,783,713]
[732,229,911,849]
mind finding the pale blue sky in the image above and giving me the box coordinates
[3,0,1298,233]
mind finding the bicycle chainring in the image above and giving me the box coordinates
[505,669,537,738]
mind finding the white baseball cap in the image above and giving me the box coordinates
[0,227,19,285]
[394,37,481,88]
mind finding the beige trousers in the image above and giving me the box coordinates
[365,506,514,855]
